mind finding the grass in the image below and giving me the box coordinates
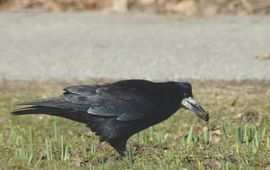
[0,80,270,169]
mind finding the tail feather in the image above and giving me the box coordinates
[17,98,66,109]
[12,106,89,124]
[12,106,44,115]
[12,102,121,141]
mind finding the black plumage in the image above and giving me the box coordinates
[12,79,209,155]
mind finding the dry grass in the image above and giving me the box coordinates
[1,0,270,15]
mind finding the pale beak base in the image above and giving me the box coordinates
[181,97,209,122]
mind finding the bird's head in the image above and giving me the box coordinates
[178,82,209,122]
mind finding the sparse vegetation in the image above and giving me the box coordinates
[0,80,270,169]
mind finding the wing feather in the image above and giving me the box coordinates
[64,80,159,121]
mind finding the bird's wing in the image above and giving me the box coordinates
[64,80,159,121]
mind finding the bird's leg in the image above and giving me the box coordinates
[109,139,127,156]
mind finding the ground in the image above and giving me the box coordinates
[1,80,270,169]
[1,14,270,81]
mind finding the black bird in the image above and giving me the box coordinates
[12,79,209,155]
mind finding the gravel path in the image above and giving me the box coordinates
[1,12,270,81]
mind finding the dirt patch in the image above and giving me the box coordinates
[1,0,270,15]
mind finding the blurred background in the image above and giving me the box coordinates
[0,0,270,80]
[1,0,270,15]
[1,0,270,81]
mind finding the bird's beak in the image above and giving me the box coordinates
[181,97,209,122]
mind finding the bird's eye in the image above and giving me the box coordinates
[183,93,188,97]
